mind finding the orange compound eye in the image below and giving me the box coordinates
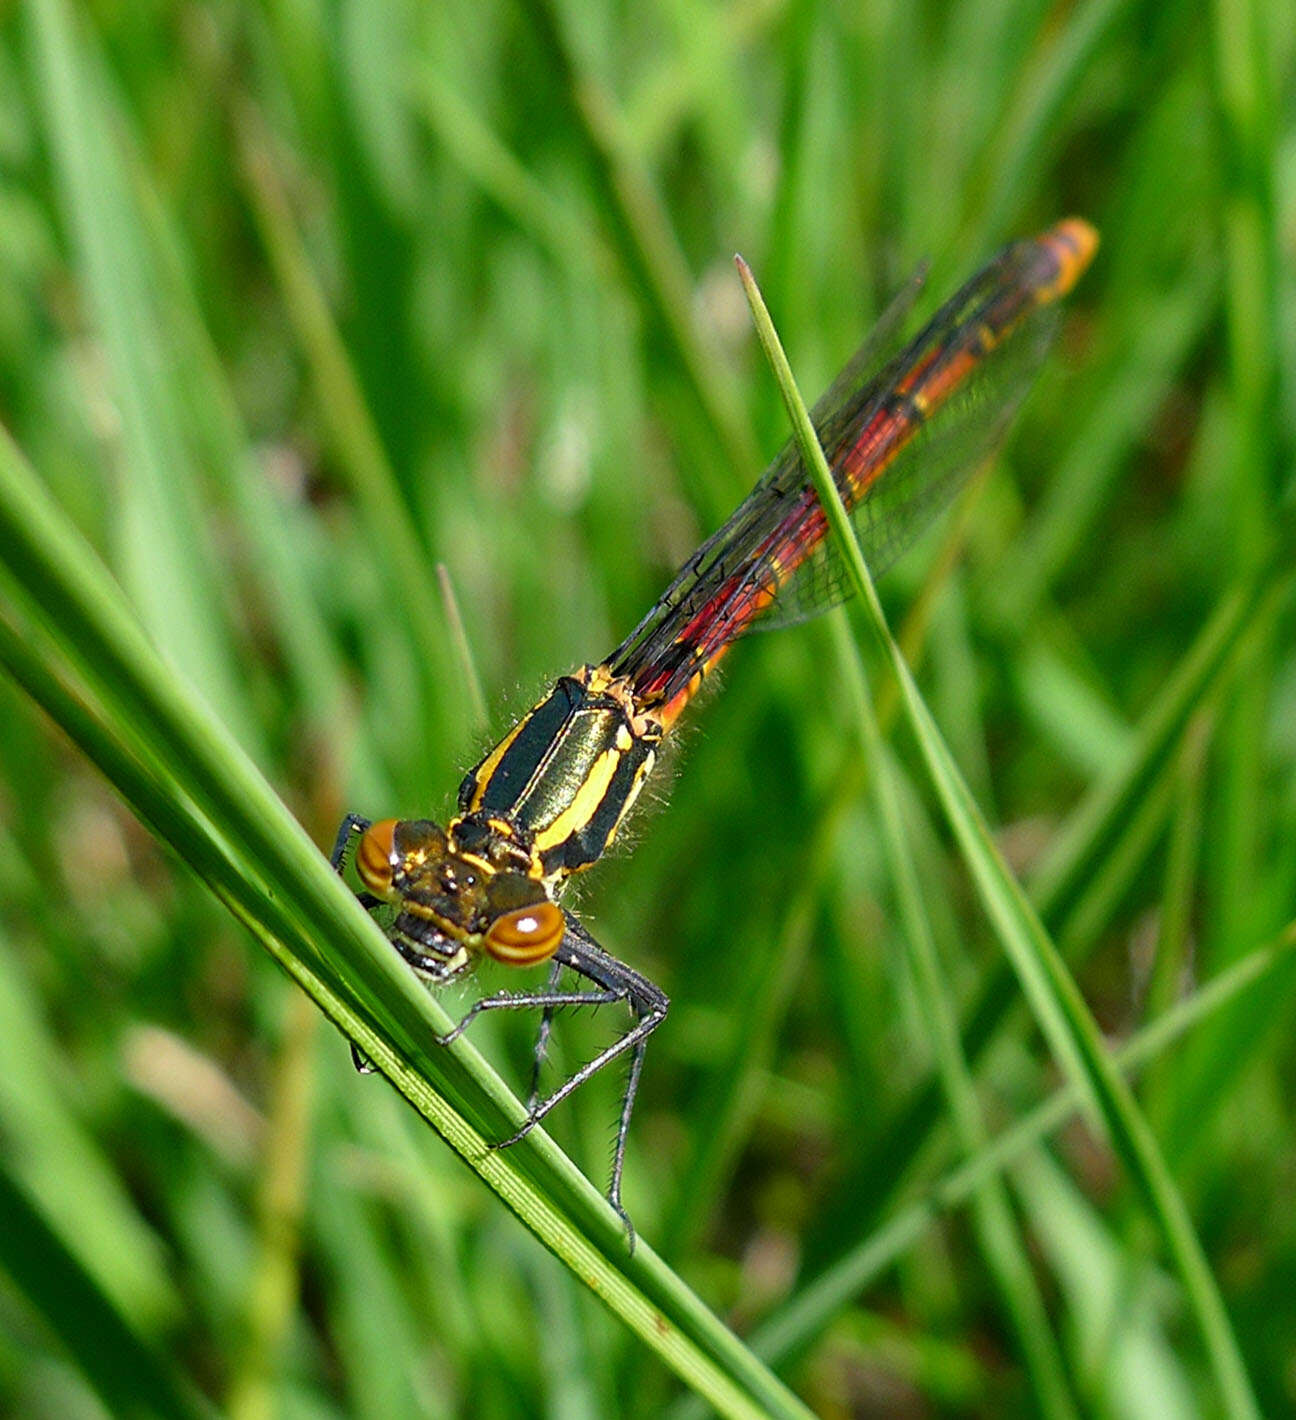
[356,818,399,895]
[483,900,565,966]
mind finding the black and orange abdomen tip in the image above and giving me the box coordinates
[1042,217,1099,296]
[356,818,398,894]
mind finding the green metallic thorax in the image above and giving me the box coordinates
[457,665,662,881]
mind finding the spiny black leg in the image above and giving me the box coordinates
[433,978,622,1047]
[330,813,371,872]
[331,814,378,1074]
[493,919,668,1242]
[331,815,382,908]
[495,1001,662,1139]
[527,958,566,1111]
[609,1036,649,1245]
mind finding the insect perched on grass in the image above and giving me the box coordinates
[332,218,1098,1239]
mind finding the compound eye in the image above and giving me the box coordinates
[483,901,565,966]
[356,819,399,895]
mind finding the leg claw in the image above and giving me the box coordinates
[490,1116,538,1151]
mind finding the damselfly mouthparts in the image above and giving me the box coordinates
[332,218,1097,1241]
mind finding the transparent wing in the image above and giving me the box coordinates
[755,299,1059,631]
[607,236,1058,707]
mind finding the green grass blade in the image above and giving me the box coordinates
[985,262,1217,636]
[28,0,257,751]
[1013,1152,1197,1418]
[410,63,612,281]
[802,550,1289,1279]
[970,0,1127,244]
[0,1166,212,1420]
[225,994,318,1420]
[30,0,377,807]
[665,917,1296,1413]
[232,99,450,721]
[736,256,1262,1420]
[1028,561,1290,921]
[0,428,814,1420]
[0,917,180,1331]
[655,759,862,1259]
[517,0,760,512]
[1207,0,1283,955]
[834,615,1077,1420]
[435,561,490,740]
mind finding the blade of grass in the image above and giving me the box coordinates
[1053,757,1178,960]
[736,254,1262,1420]
[1028,560,1289,920]
[656,755,864,1259]
[0,427,814,1420]
[1146,715,1211,1028]
[29,0,258,751]
[1208,0,1282,954]
[226,992,318,1420]
[985,263,1216,636]
[967,0,1127,246]
[0,917,180,1330]
[834,613,1078,1420]
[1014,1151,1198,1418]
[231,97,452,748]
[0,1165,212,1420]
[309,1086,459,1420]
[33,0,395,821]
[517,0,760,515]
[617,749,870,1414]
[136,128,383,803]
[527,1247,605,1420]
[623,0,784,162]
[409,63,613,281]
[668,916,1296,1418]
[803,537,1292,1286]
[330,1078,479,1378]
[436,562,490,741]
[775,919,1296,1369]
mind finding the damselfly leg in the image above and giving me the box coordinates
[329,812,378,909]
[331,811,668,1236]
[433,916,668,1239]
[331,814,381,1073]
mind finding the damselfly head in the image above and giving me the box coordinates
[355,814,564,965]
[355,817,445,897]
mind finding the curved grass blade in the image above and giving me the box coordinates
[804,553,1292,1276]
[665,919,1296,1419]
[0,1166,211,1420]
[737,255,1262,1420]
[763,916,1296,1372]
[516,0,760,515]
[835,616,1077,1420]
[29,0,257,752]
[0,428,814,1420]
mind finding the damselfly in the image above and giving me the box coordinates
[332,218,1097,1237]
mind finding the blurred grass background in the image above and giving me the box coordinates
[0,0,1294,1416]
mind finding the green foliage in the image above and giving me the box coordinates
[0,0,1293,1416]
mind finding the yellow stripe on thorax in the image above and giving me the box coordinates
[531,745,624,852]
